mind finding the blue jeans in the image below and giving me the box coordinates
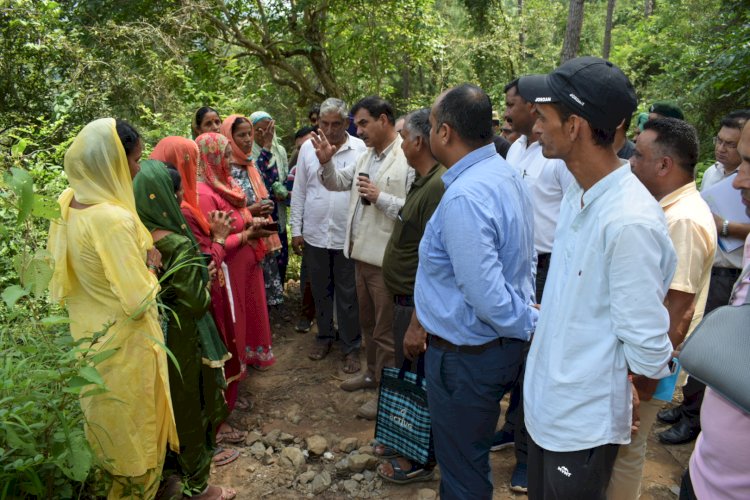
[426,339,524,500]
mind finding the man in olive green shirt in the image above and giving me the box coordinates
[381,108,446,366]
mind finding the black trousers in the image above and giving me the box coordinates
[528,437,619,500]
[679,468,698,500]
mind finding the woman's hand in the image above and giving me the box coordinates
[242,217,276,242]
[248,201,274,217]
[207,260,217,282]
[256,120,275,150]
[146,247,162,271]
[208,210,234,240]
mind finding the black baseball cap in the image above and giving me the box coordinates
[517,56,637,130]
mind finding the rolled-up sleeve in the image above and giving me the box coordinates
[319,157,356,192]
[608,223,676,378]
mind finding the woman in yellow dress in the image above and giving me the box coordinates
[48,118,178,498]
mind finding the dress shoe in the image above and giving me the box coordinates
[340,373,377,392]
[357,397,378,420]
[657,405,683,425]
[658,419,700,445]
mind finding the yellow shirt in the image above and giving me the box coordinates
[660,182,717,336]
[62,203,178,477]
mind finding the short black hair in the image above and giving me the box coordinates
[643,117,699,174]
[294,125,317,140]
[165,164,182,193]
[434,84,493,147]
[549,101,617,147]
[351,96,396,125]
[115,119,141,157]
[720,109,750,131]
[308,104,320,119]
[403,108,431,142]
[503,78,519,94]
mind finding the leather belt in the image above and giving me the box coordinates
[712,267,741,278]
[428,334,516,355]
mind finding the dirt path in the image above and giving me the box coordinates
[209,284,693,499]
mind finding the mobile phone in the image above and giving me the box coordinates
[358,172,371,205]
[262,222,280,232]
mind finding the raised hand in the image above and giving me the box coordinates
[311,129,338,165]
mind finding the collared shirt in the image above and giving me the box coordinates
[689,234,750,499]
[700,162,744,269]
[506,135,574,254]
[524,163,676,452]
[382,164,446,296]
[660,182,716,335]
[351,138,399,241]
[289,134,366,249]
[414,143,538,345]
[700,161,736,191]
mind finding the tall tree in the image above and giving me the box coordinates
[560,0,585,63]
[602,0,616,59]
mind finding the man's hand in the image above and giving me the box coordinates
[403,311,427,361]
[311,130,338,165]
[357,175,380,204]
[630,376,641,435]
[292,236,305,256]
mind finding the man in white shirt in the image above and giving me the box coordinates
[608,117,716,499]
[491,77,574,494]
[312,96,414,420]
[658,109,750,444]
[290,98,365,370]
[519,57,676,499]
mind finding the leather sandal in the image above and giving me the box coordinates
[342,351,361,374]
[308,342,332,361]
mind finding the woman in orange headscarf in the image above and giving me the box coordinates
[220,115,286,313]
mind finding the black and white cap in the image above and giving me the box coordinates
[517,56,637,130]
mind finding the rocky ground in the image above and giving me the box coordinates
[208,282,695,499]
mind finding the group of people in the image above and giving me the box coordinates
[48,108,299,499]
[46,54,750,500]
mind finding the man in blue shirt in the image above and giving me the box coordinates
[519,57,676,499]
[413,83,538,499]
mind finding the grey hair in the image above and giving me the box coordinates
[404,108,432,142]
[319,98,349,120]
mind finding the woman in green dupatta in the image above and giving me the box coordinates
[133,160,236,500]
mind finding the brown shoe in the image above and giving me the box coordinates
[340,373,377,392]
[357,397,378,420]
[308,342,332,361]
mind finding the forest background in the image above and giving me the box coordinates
[0,0,748,497]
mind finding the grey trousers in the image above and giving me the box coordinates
[304,243,360,354]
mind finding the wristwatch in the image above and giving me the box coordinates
[213,237,226,247]
[721,219,730,237]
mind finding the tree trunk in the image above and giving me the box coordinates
[644,0,655,16]
[518,0,525,51]
[560,0,585,63]
[602,0,616,59]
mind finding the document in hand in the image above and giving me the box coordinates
[701,175,750,252]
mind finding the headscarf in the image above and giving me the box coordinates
[220,115,282,252]
[150,136,211,236]
[48,118,152,302]
[250,110,290,186]
[133,160,199,248]
[194,132,253,224]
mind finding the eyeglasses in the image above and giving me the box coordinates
[714,136,738,150]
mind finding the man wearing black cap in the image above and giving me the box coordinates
[518,57,676,499]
